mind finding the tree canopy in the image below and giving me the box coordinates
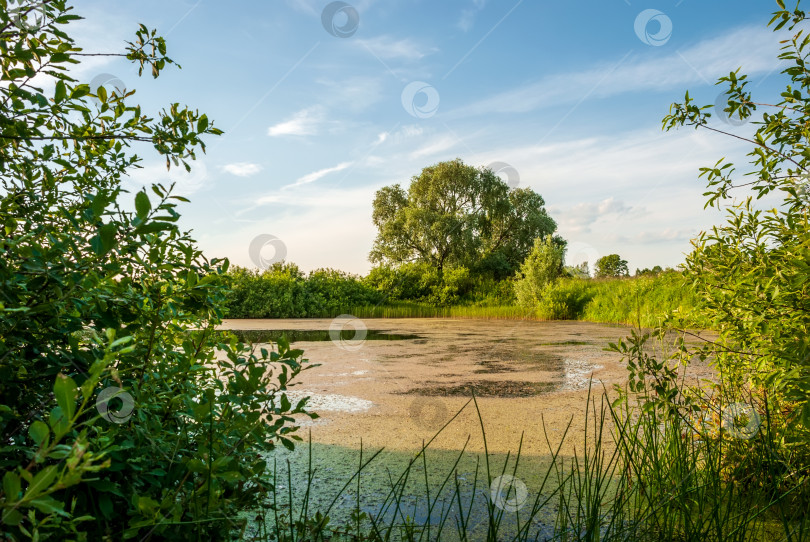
[594,254,629,278]
[370,159,558,278]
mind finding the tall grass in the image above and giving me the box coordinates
[252,385,808,541]
[579,272,705,328]
[345,273,704,328]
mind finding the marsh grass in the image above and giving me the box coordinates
[249,384,808,541]
[345,273,704,329]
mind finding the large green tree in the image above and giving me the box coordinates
[370,159,558,278]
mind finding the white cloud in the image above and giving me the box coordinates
[554,197,635,234]
[267,107,324,137]
[458,0,487,31]
[356,36,438,61]
[202,184,380,274]
[452,25,785,117]
[314,76,385,112]
[409,135,459,159]
[125,160,209,196]
[222,162,263,177]
[458,124,751,270]
[282,161,354,190]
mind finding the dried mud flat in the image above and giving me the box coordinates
[219,318,716,457]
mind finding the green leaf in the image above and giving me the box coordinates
[187,458,207,473]
[97,85,108,103]
[1,509,23,526]
[54,374,77,423]
[135,191,151,219]
[136,496,160,515]
[197,114,209,132]
[134,221,175,234]
[3,471,21,502]
[29,421,49,448]
[30,495,69,517]
[100,223,117,252]
[49,406,69,435]
[70,83,90,99]
[280,437,295,451]
[99,494,114,519]
[802,401,810,429]
[23,465,58,500]
[54,81,66,103]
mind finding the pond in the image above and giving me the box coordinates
[218,318,715,537]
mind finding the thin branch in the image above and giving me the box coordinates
[695,123,804,169]
[1,134,153,142]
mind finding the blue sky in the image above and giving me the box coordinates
[67,0,786,274]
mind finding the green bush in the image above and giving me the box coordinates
[660,0,810,484]
[224,265,384,318]
[0,8,313,539]
[363,262,477,306]
[514,236,565,309]
[536,279,595,320]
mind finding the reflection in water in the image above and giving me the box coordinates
[282,391,373,413]
[221,329,423,343]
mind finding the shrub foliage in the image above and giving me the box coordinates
[0,5,313,539]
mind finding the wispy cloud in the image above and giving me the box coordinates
[267,107,325,137]
[553,197,635,234]
[451,25,784,117]
[458,0,487,31]
[222,162,263,177]
[282,161,354,190]
[355,35,439,61]
[409,135,459,159]
[214,185,380,273]
[125,160,210,196]
[314,76,385,112]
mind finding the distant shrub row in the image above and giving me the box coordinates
[224,264,704,328]
[223,264,383,318]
